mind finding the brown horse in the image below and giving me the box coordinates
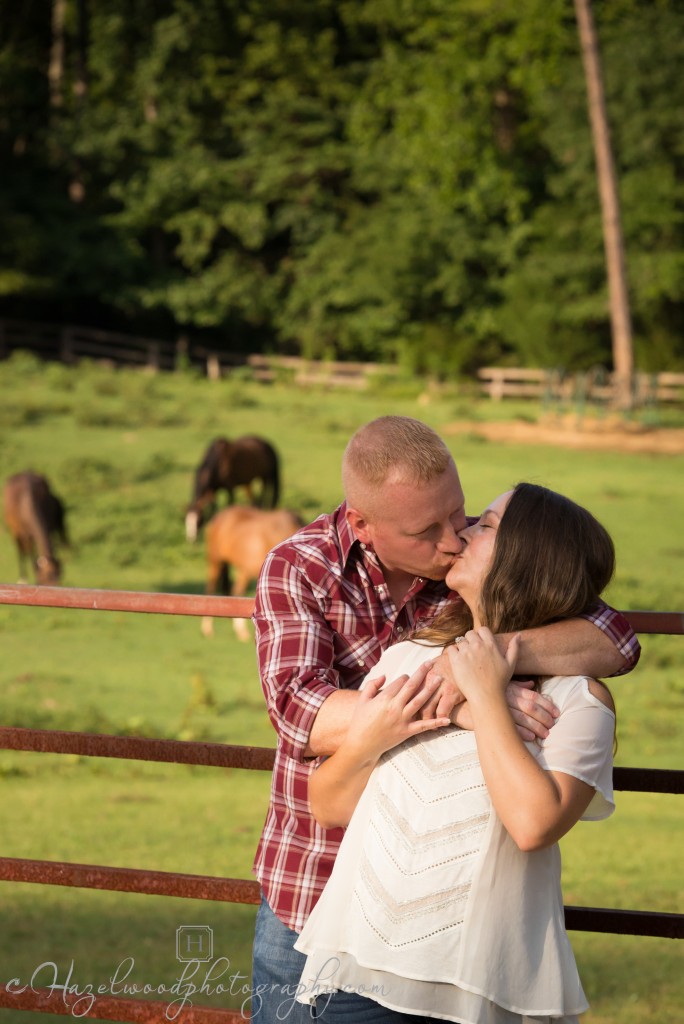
[185,435,280,542]
[2,472,69,585]
[201,505,303,640]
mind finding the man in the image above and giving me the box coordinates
[250,416,639,1021]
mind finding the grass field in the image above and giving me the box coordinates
[0,352,682,1023]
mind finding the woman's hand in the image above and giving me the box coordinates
[347,662,452,763]
[447,630,558,739]
[446,628,520,704]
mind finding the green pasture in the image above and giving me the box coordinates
[0,352,682,1023]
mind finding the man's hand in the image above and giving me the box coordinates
[451,675,558,740]
[505,679,559,741]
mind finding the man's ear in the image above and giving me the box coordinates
[345,506,372,545]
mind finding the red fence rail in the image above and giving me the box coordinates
[0,584,681,1022]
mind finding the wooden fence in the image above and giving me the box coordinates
[2,317,683,405]
[0,318,396,389]
[0,318,225,375]
[0,584,681,1022]
[477,366,684,405]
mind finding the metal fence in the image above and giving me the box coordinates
[0,584,681,1022]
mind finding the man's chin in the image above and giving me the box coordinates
[423,565,451,582]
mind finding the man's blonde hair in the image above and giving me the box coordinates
[342,416,453,514]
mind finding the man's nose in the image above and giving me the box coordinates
[437,523,464,554]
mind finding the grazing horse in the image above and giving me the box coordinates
[185,435,280,542]
[2,472,69,585]
[201,505,304,641]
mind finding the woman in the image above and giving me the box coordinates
[294,483,617,1023]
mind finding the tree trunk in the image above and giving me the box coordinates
[574,0,634,411]
[48,0,67,109]
[75,0,89,104]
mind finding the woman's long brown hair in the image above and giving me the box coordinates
[414,482,616,648]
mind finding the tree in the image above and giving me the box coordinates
[574,0,634,409]
[495,1,684,375]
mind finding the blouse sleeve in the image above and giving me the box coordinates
[535,677,616,820]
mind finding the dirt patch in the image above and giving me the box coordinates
[444,415,684,455]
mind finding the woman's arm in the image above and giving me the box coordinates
[309,664,450,829]
[429,653,559,740]
[448,630,611,850]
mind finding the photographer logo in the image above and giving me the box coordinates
[175,926,213,963]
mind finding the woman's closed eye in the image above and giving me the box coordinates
[477,511,499,529]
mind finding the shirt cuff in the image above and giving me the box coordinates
[276,676,339,763]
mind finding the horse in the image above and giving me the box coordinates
[201,505,304,641]
[2,472,69,585]
[185,435,281,542]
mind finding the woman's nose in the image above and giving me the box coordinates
[457,524,473,545]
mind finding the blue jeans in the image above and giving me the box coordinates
[250,893,428,1023]
[250,892,313,1023]
[314,990,428,1023]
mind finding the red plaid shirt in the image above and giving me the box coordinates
[252,503,640,932]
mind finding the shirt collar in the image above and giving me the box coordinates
[335,501,362,569]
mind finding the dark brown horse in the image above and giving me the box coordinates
[201,505,303,640]
[2,472,69,584]
[185,435,280,542]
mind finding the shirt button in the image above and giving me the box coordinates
[396,626,403,634]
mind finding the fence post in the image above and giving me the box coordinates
[147,341,160,372]
[60,327,74,364]
[207,353,221,380]
[175,334,189,372]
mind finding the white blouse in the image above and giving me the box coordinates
[295,640,616,1023]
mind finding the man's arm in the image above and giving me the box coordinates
[254,547,342,763]
[306,689,361,758]
[255,548,451,761]
[430,601,639,735]
[501,618,619,677]
[499,601,640,679]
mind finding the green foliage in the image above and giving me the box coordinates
[1,2,683,377]
[495,1,684,369]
